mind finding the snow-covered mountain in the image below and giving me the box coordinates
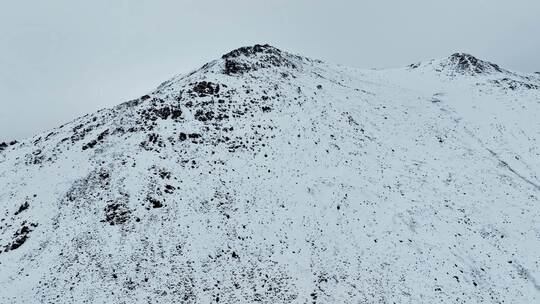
[1,44,539,303]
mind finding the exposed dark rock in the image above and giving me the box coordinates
[192,81,220,96]
[14,202,29,216]
[261,106,272,112]
[222,44,280,59]
[103,201,131,225]
[171,109,183,120]
[138,105,183,122]
[164,184,176,194]
[140,133,165,151]
[159,169,171,179]
[490,78,539,90]
[25,149,45,165]
[82,129,109,151]
[82,140,98,151]
[221,44,298,75]
[1,140,18,151]
[194,110,215,122]
[148,197,163,208]
[187,133,201,139]
[156,107,171,119]
[408,62,421,69]
[224,60,251,75]
[3,222,37,252]
[447,53,503,75]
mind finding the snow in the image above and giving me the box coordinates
[0,45,539,303]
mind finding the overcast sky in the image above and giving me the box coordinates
[1,0,539,140]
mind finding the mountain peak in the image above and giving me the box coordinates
[221,44,282,59]
[408,53,506,76]
[220,44,300,75]
[443,52,504,75]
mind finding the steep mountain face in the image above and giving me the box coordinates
[1,44,539,303]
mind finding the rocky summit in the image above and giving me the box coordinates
[1,45,539,303]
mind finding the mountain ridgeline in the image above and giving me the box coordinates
[1,45,539,303]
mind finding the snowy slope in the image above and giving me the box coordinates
[0,45,539,303]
